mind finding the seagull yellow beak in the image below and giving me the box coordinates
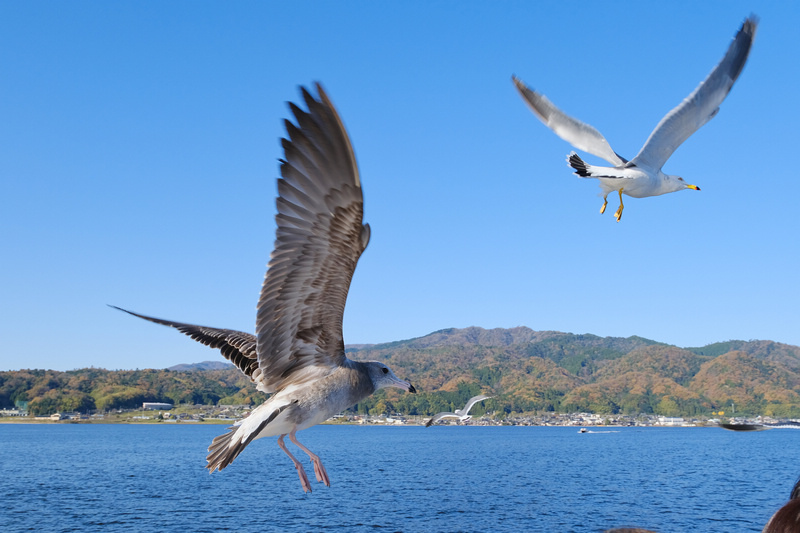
[687,184,700,191]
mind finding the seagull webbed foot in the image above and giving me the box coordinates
[294,462,313,493]
[311,458,330,487]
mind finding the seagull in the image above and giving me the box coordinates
[425,395,493,427]
[112,83,416,493]
[513,15,757,221]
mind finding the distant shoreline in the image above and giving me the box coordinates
[0,418,712,428]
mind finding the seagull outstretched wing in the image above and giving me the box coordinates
[632,16,758,170]
[513,76,627,167]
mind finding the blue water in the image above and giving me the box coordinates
[0,424,795,532]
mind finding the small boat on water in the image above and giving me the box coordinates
[718,423,766,432]
[579,427,587,433]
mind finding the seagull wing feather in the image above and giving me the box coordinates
[632,16,758,170]
[513,76,627,167]
[462,394,493,415]
[425,412,458,427]
[109,306,258,379]
[254,84,368,394]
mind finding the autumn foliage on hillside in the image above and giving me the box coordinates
[3,327,800,418]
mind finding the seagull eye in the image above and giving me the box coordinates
[381,367,389,374]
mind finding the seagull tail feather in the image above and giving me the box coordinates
[206,404,290,473]
[567,152,592,178]
[206,426,242,473]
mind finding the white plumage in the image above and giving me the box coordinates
[514,16,758,221]
[425,395,493,427]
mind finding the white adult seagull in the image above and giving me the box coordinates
[425,395,493,427]
[112,83,416,493]
[513,16,757,221]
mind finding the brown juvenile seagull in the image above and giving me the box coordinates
[513,16,757,221]
[112,83,416,493]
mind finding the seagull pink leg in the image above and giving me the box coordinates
[289,429,330,487]
[277,434,313,493]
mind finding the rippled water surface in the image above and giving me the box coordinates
[1,424,796,532]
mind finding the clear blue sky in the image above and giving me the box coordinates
[2,1,798,371]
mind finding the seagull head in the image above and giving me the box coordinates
[668,175,700,193]
[366,362,416,394]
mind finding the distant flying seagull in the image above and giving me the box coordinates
[513,15,757,221]
[425,395,493,427]
[112,83,416,493]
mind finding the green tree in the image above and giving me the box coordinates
[655,397,680,416]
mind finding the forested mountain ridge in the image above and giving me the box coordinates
[3,327,800,417]
[353,329,800,416]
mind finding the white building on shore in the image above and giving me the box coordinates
[142,402,174,410]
